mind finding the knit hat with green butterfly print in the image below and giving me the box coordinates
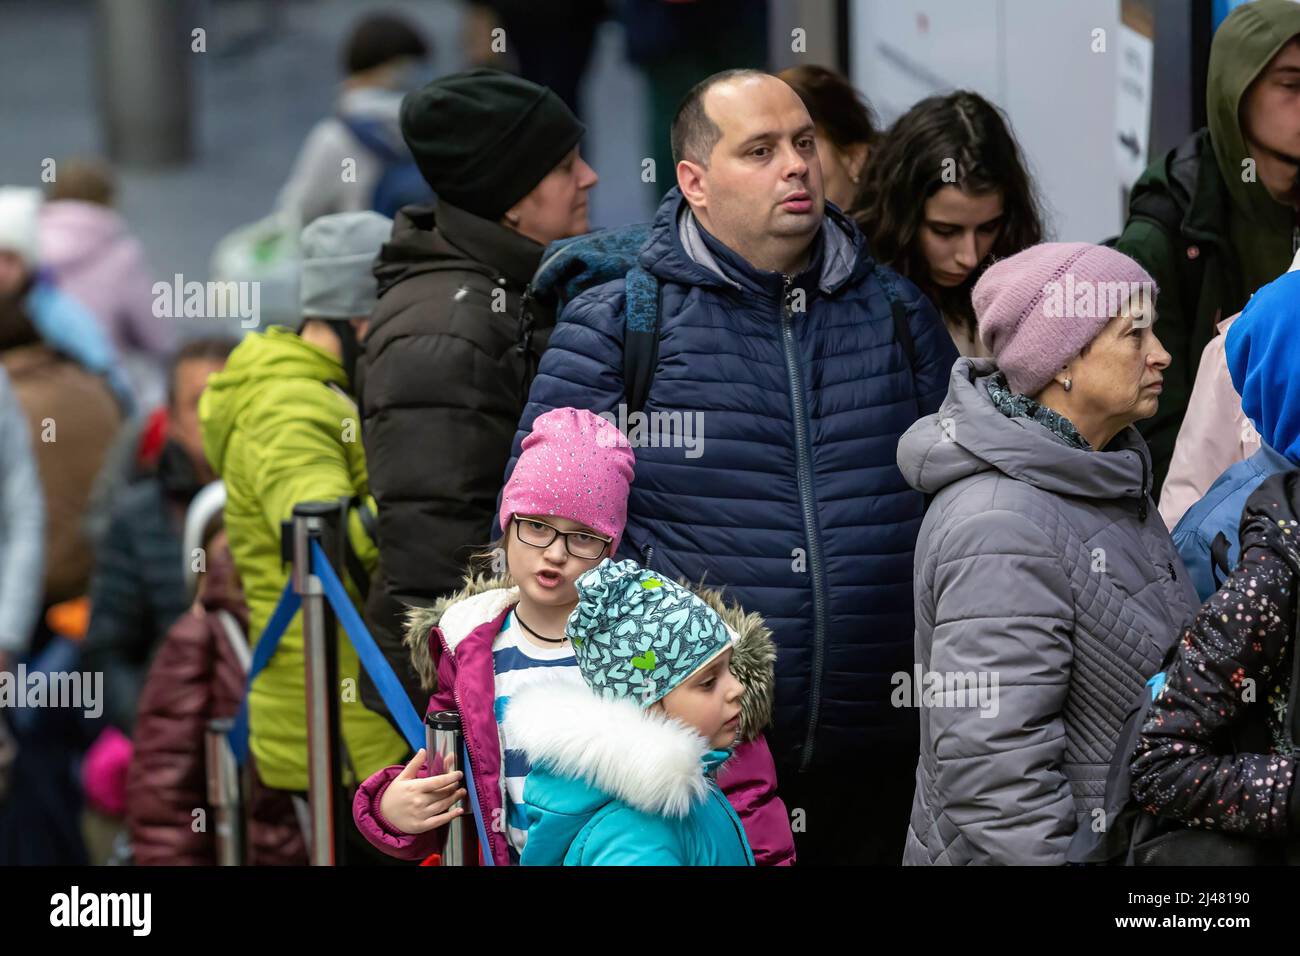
[566,558,733,707]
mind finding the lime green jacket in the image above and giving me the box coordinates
[199,327,406,791]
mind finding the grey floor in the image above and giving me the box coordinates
[0,0,654,337]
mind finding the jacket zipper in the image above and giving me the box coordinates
[441,630,502,866]
[779,274,828,773]
[1136,453,1149,522]
[708,778,749,860]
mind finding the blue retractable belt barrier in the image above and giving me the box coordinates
[308,540,424,752]
[228,541,423,762]
[229,540,492,863]
[460,738,494,866]
[229,583,301,764]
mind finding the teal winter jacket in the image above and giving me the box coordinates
[505,680,755,866]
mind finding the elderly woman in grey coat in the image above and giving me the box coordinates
[896,242,1199,865]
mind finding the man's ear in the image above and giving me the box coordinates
[677,159,708,208]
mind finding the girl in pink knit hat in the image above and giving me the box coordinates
[352,406,796,866]
[351,407,634,865]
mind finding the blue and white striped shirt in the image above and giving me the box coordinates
[492,610,584,860]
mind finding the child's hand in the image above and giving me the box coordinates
[379,749,467,835]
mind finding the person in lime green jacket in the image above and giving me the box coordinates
[199,211,407,795]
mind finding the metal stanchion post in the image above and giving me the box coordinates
[291,502,344,866]
[205,717,243,866]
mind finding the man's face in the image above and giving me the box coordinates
[172,357,226,481]
[0,251,29,299]
[1241,37,1300,165]
[678,76,825,260]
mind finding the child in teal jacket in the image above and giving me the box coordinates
[505,559,755,866]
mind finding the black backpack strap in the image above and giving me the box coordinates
[622,266,661,416]
[1209,531,1233,590]
[874,265,918,375]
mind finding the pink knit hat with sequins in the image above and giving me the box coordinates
[499,408,635,554]
[973,242,1157,396]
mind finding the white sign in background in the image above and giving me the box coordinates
[849,0,1129,243]
[1116,22,1155,191]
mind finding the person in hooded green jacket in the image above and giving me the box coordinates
[1115,0,1300,499]
[199,211,407,795]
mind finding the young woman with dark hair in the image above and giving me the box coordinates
[777,64,878,212]
[852,90,1044,357]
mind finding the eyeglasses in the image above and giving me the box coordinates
[513,516,611,560]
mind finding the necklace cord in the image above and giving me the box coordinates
[514,609,568,645]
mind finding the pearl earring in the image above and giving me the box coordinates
[1063,378,1072,392]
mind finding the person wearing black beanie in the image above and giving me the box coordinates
[354,70,597,729]
[399,68,590,231]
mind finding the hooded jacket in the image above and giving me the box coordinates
[198,327,407,792]
[356,199,553,726]
[508,680,754,866]
[505,186,956,774]
[39,200,174,359]
[1116,0,1300,498]
[897,358,1199,865]
[351,572,793,866]
[1171,265,1300,596]
[275,85,411,226]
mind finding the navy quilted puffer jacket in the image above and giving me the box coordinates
[504,188,957,772]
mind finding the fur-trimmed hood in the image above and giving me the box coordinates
[402,571,777,741]
[503,677,716,819]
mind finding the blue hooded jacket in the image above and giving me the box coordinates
[504,188,956,772]
[1173,269,1300,599]
[506,680,755,866]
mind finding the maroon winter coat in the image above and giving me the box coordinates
[125,546,306,865]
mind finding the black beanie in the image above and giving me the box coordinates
[400,69,586,222]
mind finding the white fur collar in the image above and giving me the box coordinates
[503,678,711,819]
[437,586,519,651]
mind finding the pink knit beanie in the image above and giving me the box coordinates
[973,242,1157,396]
[499,407,635,554]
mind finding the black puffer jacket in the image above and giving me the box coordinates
[356,200,553,719]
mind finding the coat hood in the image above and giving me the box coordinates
[1207,0,1300,282]
[402,571,776,742]
[503,677,715,820]
[898,357,1155,506]
[639,188,868,297]
[372,200,544,302]
[337,85,406,154]
[198,327,347,477]
[39,201,130,273]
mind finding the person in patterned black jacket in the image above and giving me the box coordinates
[1131,469,1300,838]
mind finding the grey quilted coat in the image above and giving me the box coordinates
[897,358,1199,865]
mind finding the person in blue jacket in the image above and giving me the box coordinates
[507,558,754,866]
[1172,268,1300,600]
[504,69,957,864]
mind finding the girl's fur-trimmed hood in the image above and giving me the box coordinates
[402,572,777,740]
[503,677,713,819]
